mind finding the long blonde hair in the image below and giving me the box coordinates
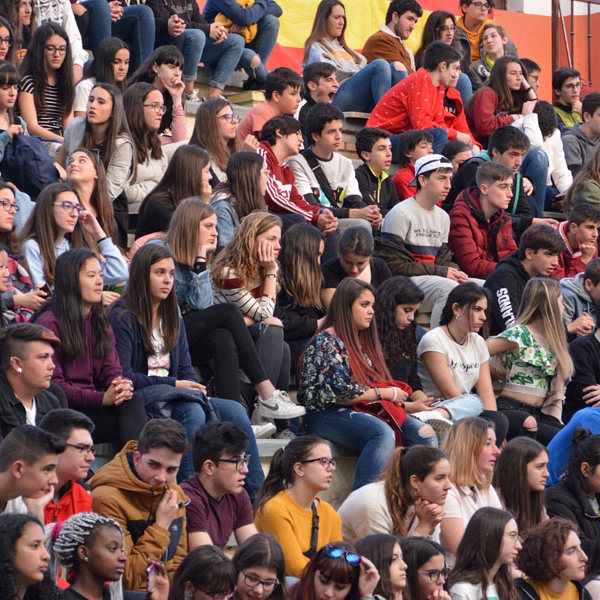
[211,211,282,290]
[514,277,574,381]
[442,417,494,490]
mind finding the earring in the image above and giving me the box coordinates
[84,557,89,562]
[454,313,460,320]
[16,367,22,375]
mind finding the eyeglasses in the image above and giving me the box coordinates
[54,201,84,215]
[45,45,67,54]
[418,568,450,583]
[324,545,360,566]
[218,113,241,123]
[242,571,280,591]
[563,82,581,90]
[300,456,337,469]
[436,25,456,32]
[197,588,236,600]
[65,443,97,455]
[471,1,491,8]
[0,37,11,46]
[214,455,250,471]
[0,199,19,212]
[143,103,167,114]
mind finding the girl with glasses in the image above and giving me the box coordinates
[211,151,269,251]
[447,507,521,600]
[108,243,264,486]
[48,511,169,600]
[254,435,342,578]
[232,533,288,600]
[122,82,168,215]
[170,545,236,600]
[18,22,73,158]
[190,97,257,184]
[400,537,451,600]
[62,82,134,247]
[290,541,380,600]
[0,17,15,65]
[355,534,407,600]
[20,182,128,289]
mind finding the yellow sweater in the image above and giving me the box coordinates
[255,490,343,577]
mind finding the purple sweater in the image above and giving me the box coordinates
[34,309,123,408]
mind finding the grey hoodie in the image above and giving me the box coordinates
[560,272,597,326]
[562,123,599,177]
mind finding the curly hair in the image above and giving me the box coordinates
[375,276,424,367]
[0,514,61,600]
[211,211,282,291]
[517,518,581,582]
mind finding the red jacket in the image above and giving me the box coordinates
[466,88,517,147]
[551,220,598,280]
[366,68,445,134]
[44,480,92,524]
[392,164,415,201]
[448,186,517,278]
[258,141,321,226]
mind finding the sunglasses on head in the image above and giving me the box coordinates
[324,545,360,566]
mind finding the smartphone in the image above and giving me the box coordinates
[147,563,156,590]
[39,283,52,297]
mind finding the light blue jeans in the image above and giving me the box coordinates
[200,33,246,90]
[521,149,549,218]
[436,393,483,421]
[304,408,396,491]
[333,59,392,112]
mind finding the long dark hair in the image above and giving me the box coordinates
[211,151,267,220]
[116,243,179,355]
[0,514,61,600]
[414,10,461,68]
[447,507,519,600]
[492,437,547,534]
[83,37,129,92]
[400,537,446,600]
[128,44,184,86]
[375,276,424,366]
[34,248,112,360]
[0,60,19,124]
[355,534,401,599]
[254,435,327,515]
[138,145,210,215]
[0,21,15,69]
[19,22,73,120]
[0,0,34,61]
[19,182,88,286]
[0,179,21,254]
[291,542,361,600]
[232,534,288,600]
[124,82,163,165]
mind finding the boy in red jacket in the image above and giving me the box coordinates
[449,162,517,278]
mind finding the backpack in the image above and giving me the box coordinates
[1,134,59,199]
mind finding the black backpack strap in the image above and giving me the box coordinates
[301,148,338,206]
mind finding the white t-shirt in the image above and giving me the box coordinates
[0,496,28,515]
[417,327,489,398]
[450,582,498,600]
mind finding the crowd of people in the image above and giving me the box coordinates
[0,0,600,598]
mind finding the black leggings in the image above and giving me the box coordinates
[497,396,563,445]
[183,303,270,400]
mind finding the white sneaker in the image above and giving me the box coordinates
[257,390,306,420]
[275,428,296,440]
[412,410,453,441]
[252,422,277,439]
[185,88,201,103]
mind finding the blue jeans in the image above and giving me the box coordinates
[137,386,263,496]
[437,393,483,421]
[402,415,438,447]
[521,149,549,218]
[391,67,408,86]
[304,408,396,490]
[333,59,392,113]
[236,13,280,83]
[456,73,473,105]
[201,33,245,89]
[176,29,206,82]
[81,0,155,70]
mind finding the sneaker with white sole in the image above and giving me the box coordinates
[185,89,201,103]
[252,422,277,439]
[257,390,306,419]
[412,410,453,441]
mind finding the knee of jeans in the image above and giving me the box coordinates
[523,415,538,431]
[370,58,392,73]
[186,29,206,48]
[418,424,436,439]
[524,148,549,169]
[227,32,246,51]
[258,13,280,31]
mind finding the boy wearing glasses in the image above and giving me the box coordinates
[181,422,257,550]
[38,408,95,524]
[553,67,583,133]
[91,418,190,591]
